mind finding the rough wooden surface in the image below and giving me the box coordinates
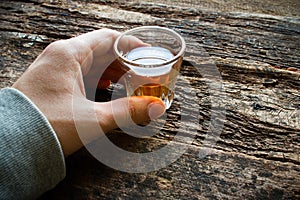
[1,0,299,199]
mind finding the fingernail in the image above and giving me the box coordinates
[148,102,165,120]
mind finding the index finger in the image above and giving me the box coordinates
[67,29,120,75]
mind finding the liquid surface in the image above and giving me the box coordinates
[126,46,174,64]
[125,46,175,77]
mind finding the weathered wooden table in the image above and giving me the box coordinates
[1,0,299,199]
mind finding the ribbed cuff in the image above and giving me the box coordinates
[0,88,66,200]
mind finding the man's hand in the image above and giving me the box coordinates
[13,29,165,157]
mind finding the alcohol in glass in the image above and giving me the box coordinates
[124,46,182,109]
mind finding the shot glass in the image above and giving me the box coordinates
[114,26,186,109]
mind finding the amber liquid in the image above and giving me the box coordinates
[134,83,174,100]
[125,47,182,109]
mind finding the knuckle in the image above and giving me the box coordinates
[127,98,138,122]
[41,40,74,63]
[101,28,120,40]
[44,40,67,54]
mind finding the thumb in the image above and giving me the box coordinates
[96,96,166,133]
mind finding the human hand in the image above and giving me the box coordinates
[13,29,166,157]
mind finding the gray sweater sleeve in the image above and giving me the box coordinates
[0,88,66,200]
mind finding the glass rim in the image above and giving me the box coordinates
[113,26,186,67]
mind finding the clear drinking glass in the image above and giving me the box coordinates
[114,26,186,109]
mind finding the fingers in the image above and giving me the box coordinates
[76,29,149,86]
[116,35,150,55]
[65,29,120,75]
[73,29,120,53]
[95,96,166,133]
[69,29,148,71]
[102,59,127,82]
[84,78,111,89]
[97,79,111,89]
